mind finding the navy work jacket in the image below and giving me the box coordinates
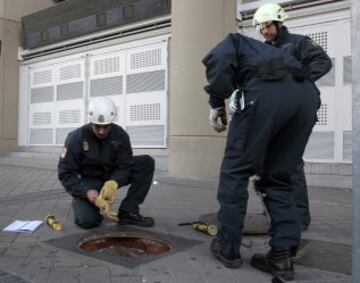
[58,123,133,198]
[202,33,307,108]
[268,26,332,82]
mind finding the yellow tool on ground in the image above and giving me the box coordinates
[178,221,218,236]
[45,215,62,231]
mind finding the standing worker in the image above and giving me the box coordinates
[58,96,155,229]
[203,32,325,280]
[252,3,332,231]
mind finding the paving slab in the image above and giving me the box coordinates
[0,163,352,282]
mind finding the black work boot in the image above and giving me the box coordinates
[118,212,155,227]
[251,248,294,281]
[210,238,243,268]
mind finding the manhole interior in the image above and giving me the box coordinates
[79,235,171,258]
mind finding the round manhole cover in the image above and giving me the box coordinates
[79,233,171,258]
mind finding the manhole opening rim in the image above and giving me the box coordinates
[78,232,173,251]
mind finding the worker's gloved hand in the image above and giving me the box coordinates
[104,210,119,222]
[99,180,118,205]
[95,196,119,222]
[95,196,111,212]
[229,90,239,113]
[209,108,228,133]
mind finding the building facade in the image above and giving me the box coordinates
[0,0,352,177]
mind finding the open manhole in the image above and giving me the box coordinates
[79,234,171,258]
[44,225,202,268]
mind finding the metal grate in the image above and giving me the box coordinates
[57,82,84,100]
[56,127,76,145]
[33,70,52,84]
[126,125,165,146]
[130,103,161,121]
[59,64,81,80]
[316,104,327,126]
[130,49,161,70]
[304,131,334,160]
[90,76,123,96]
[94,56,120,75]
[307,31,328,51]
[31,87,54,103]
[127,70,165,93]
[59,109,81,124]
[343,56,352,85]
[33,112,52,125]
[30,128,53,144]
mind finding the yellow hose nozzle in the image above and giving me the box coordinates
[45,215,62,231]
[193,223,218,236]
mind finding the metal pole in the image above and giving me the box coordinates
[352,0,360,281]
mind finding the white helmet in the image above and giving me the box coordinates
[88,97,116,125]
[253,3,288,27]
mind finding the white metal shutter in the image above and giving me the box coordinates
[55,59,86,145]
[23,36,169,148]
[29,67,55,145]
[125,42,167,147]
[289,19,350,162]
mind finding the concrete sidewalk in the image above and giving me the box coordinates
[0,162,352,283]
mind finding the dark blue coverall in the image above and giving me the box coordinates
[58,123,155,229]
[202,33,320,256]
[267,26,332,228]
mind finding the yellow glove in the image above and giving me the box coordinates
[95,197,110,212]
[95,196,119,222]
[103,210,119,222]
[99,180,118,205]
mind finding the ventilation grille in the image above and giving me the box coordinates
[130,103,160,121]
[130,49,161,70]
[126,125,165,146]
[56,127,76,145]
[59,109,81,124]
[33,70,52,84]
[33,112,52,125]
[307,31,328,51]
[316,104,327,126]
[317,58,335,87]
[57,82,84,100]
[59,64,81,80]
[343,56,352,85]
[90,76,123,97]
[127,70,165,93]
[343,131,352,161]
[31,87,54,103]
[94,57,120,75]
[304,132,334,160]
[30,128,53,144]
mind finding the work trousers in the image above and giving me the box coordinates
[291,160,311,226]
[217,80,318,255]
[72,155,155,229]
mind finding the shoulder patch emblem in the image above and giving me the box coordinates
[83,141,89,151]
[60,147,67,159]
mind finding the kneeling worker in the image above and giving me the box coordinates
[58,96,155,229]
